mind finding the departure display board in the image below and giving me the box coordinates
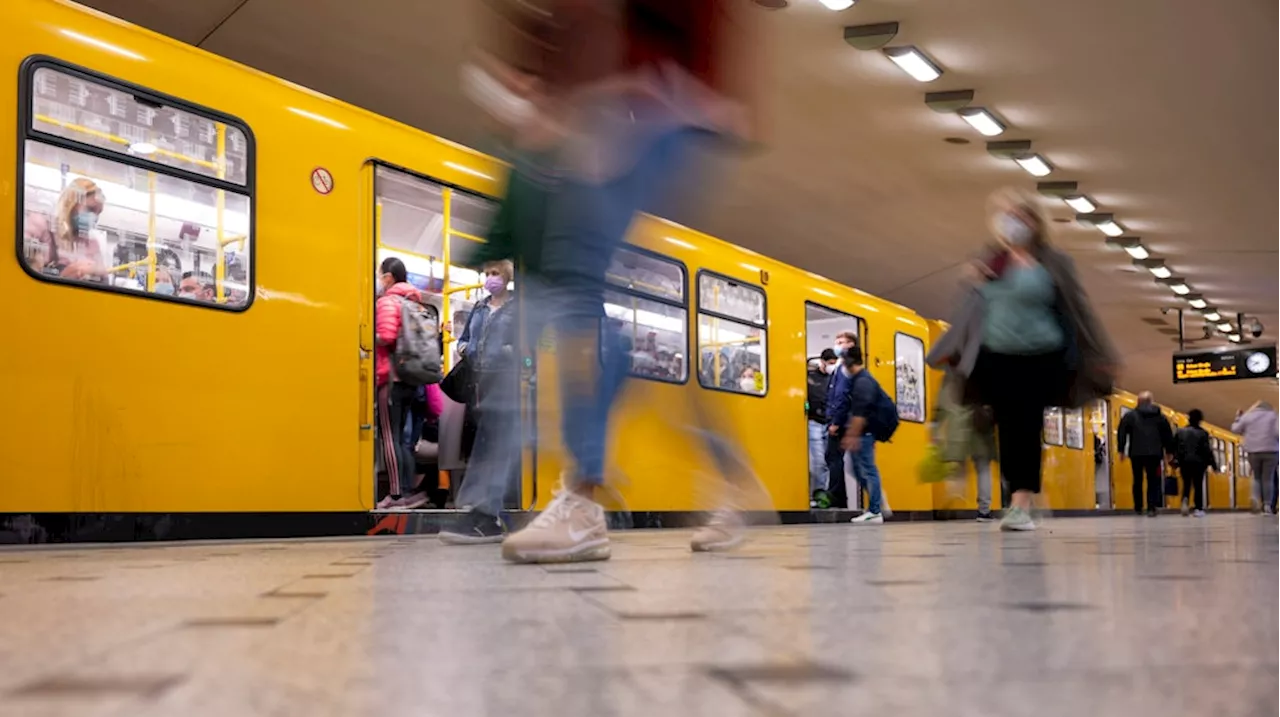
[1172,346,1277,384]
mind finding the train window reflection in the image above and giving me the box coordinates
[697,271,766,395]
[607,248,684,303]
[21,141,252,307]
[30,67,250,186]
[698,273,764,326]
[605,290,687,383]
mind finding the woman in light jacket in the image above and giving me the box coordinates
[927,187,1118,532]
[1232,401,1278,514]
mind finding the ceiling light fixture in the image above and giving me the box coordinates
[1096,219,1123,237]
[957,108,1006,137]
[819,0,856,9]
[1202,310,1222,322]
[1186,295,1208,309]
[1158,277,1191,295]
[128,142,157,156]
[1064,195,1096,213]
[1229,333,1242,343]
[882,46,943,82]
[1134,259,1171,278]
[1217,322,1234,332]
[1104,236,1148,260]
[1078,213,1124,236]
[1014,154,1052,177]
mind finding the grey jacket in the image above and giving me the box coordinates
[1232,407,1279,454]
[926,245,1119,409]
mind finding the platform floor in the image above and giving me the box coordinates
[0,514,1275,717]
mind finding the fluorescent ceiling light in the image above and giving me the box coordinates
[1149,266,1172,279]
[883,46,943,82]
[1064,195,1096,213]
[128,142,157,156]
[958,108,1005,137]
[1188,297,1207,309]
[1217,322,1234,332]
[60,29,146,61]
[1119,242,1148,260]
[1169,282,1190,295]
[1014,154,1052,177]
[1203,311,1222,322]
[1096,220,1123,237]
[1229,334,1242,343]
[819,0,856,8]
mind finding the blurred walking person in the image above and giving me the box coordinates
[1117,391,1174,517]
[1173,409,1214,517]
[927,187,1118,532]
[1232,401,1278,515]
[459,0,761,563]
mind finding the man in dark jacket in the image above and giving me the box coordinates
[807,349,839,508]
[1173,409,1215,517]
[1117,391,1175,516]
[824,332,859,508]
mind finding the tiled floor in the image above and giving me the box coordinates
[0,515,1275,717]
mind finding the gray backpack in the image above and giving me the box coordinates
[393,297,443,386]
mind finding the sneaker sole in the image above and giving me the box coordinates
[438,532,505,545]
[501,539,611,564]
[999,522,1036,532]
[691,533,745,553]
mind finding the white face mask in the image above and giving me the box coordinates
[739,377,756,391]
[999,212,1035,247]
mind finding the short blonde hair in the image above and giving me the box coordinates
[482,259,515,283]
[986,186,1051,248]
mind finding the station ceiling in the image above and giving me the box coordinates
[80,0,1278,426]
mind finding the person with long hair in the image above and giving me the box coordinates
[928,187,1118,532]
[47,177,107,282]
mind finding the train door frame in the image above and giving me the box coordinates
[803,301,867,510]
[1092,398,1112,509]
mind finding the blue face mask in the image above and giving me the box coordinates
[153,283,174,296]
[72,211,98,236]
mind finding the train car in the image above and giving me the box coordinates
[1,0,938,531]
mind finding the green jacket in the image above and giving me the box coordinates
[931,369,996,464]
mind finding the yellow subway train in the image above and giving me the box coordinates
[0,0,1249,541]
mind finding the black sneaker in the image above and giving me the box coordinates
[975,511,996,523]
[439,510,505,545]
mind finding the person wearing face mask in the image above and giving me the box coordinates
[807,348,839,508]
[737,366,759,393]
[927,187,1118,532]
[440,260,522,543]
[178,271,215,302]
[151,267,177,297]
[47,177,107,282]
[824,331,859,509]
[374,256,427,510]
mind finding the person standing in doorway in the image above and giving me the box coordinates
[825,331,859,509]
[1173,409,1215,517]
[806,349,838,508]
[1232,401,1279,515]
[834,341,888,524]
[1117,391,1174,517]
[374,257,426,510]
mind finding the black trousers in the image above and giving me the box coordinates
[1180,462,1206,511]
[824,429,849,509]
[975,349,1063,495]
[1131,456,1163,512]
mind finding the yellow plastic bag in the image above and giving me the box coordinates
[917,444,953,484]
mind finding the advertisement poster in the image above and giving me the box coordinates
[1064,408,1085,449]
[894,333,925,423]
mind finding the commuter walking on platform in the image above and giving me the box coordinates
[460,0,761,563]
[1232,401,1279,515]
[1173,409,1214,517]
[806,349,839,508]
[1117,392,1174,517]
[927,187,1119,533]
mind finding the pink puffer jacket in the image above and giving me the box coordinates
[375,282,421,386]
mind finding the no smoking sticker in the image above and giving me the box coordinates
[311,167,334,195]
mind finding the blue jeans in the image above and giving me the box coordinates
[807,420,829,493]
[849,434,883,515]
[460,127,699,507]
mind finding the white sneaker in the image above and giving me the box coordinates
[501,490,610,564]
[691,509,745,552]
[374,495,401,511]
[851,512,883,524]
[1192,509,1206,518]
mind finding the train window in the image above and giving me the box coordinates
[374,164,497,300]
[603,247,688,383]
[1064,408,1085,449]
[893,333,925,423]
[1042,407,1064,446]
[20,61,254,309]
[697,271,766,395]
[30,66,249,186]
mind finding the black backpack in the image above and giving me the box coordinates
[855,371,900,443]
